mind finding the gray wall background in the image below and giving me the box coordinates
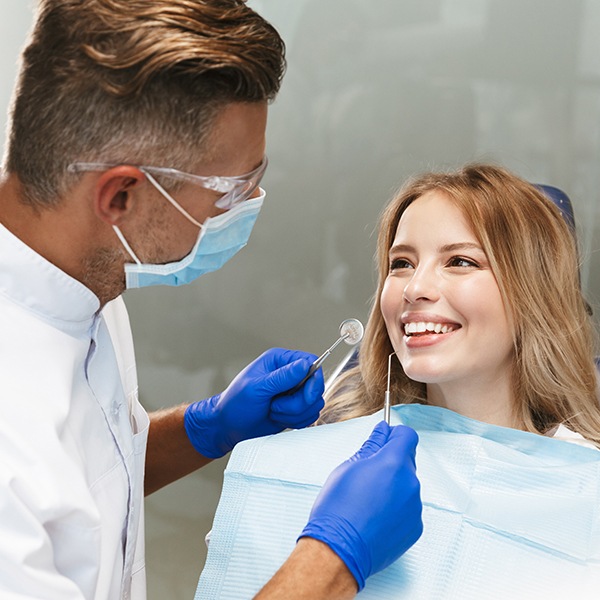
[2,1,600,598]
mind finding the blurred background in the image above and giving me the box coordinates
[2,1,600,598]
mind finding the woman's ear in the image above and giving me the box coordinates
[93,165,146,225]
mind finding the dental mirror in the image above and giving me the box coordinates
[289,318,364,393]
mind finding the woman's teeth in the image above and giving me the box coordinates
[404,322,457,336]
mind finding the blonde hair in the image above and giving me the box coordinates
[320,164,600,445]
[5,0,285,207]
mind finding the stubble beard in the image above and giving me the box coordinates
[81,246,127,307]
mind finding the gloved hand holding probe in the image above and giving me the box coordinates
[299,421,423,592]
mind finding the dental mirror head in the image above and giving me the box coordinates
[339,318,364,345]
[287,318,365,394]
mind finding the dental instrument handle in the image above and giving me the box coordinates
[288,334,349,394]
[284,318,364,396]
[314,333,349,367]
[384,391,391,425]
[384,352,395,425]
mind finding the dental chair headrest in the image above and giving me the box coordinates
[535,184,576,233]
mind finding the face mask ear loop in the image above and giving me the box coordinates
[142,169,203,228]
[113,225,142,265]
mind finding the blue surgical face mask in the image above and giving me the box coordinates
[113,171,265,289]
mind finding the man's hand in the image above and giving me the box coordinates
[183,348,325,458]
[299,421,423,591]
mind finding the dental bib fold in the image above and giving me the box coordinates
[194,404,600,599]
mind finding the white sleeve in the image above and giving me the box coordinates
[0,460,87,600]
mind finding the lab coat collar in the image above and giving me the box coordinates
[0,223,100,330]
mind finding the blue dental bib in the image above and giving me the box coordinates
[195,404,600,599]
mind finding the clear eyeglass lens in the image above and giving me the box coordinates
[215,172,264,209]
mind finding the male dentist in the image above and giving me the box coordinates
[0,1,422,598]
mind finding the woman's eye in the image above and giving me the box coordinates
[390,258,413,271]
[447,256,478,268]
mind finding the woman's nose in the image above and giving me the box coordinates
[402,265,441,304]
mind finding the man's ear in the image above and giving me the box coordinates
[93,166,146,225]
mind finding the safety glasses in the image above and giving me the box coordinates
[68,156,268,210]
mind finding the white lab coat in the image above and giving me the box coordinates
[0,224,148,599]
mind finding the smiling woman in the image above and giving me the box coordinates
[319,163,600,448]
[195,162,600,600]
[381,190,515,427]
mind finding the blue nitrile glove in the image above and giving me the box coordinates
[184,348,325,459]
[299,421,422,591]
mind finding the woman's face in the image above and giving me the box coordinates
[380,190,514,396]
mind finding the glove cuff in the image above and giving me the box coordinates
[183,395,229,459]
[298,519,369,591]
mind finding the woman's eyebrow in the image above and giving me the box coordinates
[438,242,484,253]
[388,243,414,256]
[389,242,483,256]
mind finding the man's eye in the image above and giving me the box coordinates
[448,256,478,268]
[390,258,413,271]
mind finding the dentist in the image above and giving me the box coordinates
[0,1,422,599]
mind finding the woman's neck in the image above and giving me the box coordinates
[425,375,522,429]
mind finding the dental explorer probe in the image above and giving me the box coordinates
[289,318,364,394]
[384,352,396,425]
